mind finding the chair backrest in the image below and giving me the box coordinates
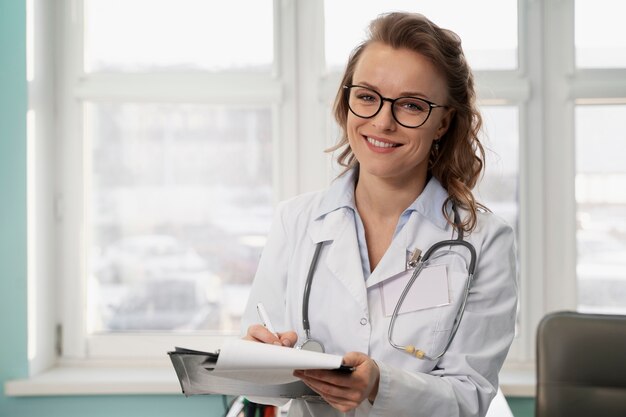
[536,311,626,417]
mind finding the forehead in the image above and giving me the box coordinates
[352,42,447,98]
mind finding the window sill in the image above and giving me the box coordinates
[499,368,536,397]
[4,364,537,398]
[4,364,181,397]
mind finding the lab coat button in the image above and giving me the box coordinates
[360,318,368,325]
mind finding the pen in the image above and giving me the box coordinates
[256,302,278,338]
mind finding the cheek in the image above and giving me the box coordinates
[346,116,363,143]
[406,133,433,154]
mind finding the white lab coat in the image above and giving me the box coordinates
[241,173,518,417]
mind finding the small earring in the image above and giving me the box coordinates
[433,139,439,152]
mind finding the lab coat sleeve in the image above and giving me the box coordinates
[239,201,293,408]
[369,216,518,417]
[240,200,292,336]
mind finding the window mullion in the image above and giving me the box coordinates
[542,0,578,315]
[294,0,328,193]
[274,0,299,200]
[58,0,88,360]
[474,71,530,104]
[75,73,283,104]
[513,0,548,366]
[571,69,626,100]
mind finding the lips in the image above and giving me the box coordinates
[366,136,401,148]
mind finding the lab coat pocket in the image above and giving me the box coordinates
[416,269,469,359]
[431,269,471,332]
[378,249,474,365]
[380,268,452,363]
[380,265,450,316]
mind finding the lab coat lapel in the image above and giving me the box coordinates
[365,216,413,288]
[366,178,451,288]
[308,209,368,310]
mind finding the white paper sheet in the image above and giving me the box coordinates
[211,339,344,384]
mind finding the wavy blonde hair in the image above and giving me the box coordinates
[329,12,487,232]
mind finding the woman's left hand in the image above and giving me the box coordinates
[293,352,380,412]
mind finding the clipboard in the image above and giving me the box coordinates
[168,339,353,399]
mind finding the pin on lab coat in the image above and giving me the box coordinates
[241,174,518,417]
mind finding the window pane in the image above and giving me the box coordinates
[476,106,519,233]
[575,0,626,68]
[576,105,626,314]
[84,0,273,73]
[325,0,517,72]
[86,103,273,333]
[476,106,520,336]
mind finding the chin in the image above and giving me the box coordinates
[359,161,426,183]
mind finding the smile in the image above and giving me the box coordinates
[366,137,401,148]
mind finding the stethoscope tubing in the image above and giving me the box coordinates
[300,206,477,359]
[302,241,324,341]
[387,238,476,360]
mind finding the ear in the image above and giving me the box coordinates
[435,108,455,138]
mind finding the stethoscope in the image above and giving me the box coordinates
[297,207,477,361]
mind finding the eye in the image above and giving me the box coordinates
[356,92,377,102]
[352,88,380,104]
[397,98,428,113]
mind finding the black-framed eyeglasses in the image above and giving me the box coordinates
[343,84,448,128]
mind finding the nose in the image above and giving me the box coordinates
[371,99,396,131]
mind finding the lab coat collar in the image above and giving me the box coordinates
[411,176,450,231]
[308,169,357,244]
[307,170,452,302]
[312,168,450,236]
[314,169,358,221]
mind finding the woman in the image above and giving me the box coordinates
[242,12,517,417]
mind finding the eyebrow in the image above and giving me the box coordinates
[355,81,430,99]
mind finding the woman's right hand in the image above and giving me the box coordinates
[244,324,298,347]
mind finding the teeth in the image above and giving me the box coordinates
[367,137,398,148]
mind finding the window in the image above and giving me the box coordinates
[575,105,626,314]
[86,103,273,334]
[573,1,626,315]
[324,0,518,71]
[575,0,626,68]
[32,0,626,373]
[478,106,520,234]
[83,0,274,72]
[55,0,286,359]
[49,0,527,363]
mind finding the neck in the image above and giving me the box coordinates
[354,170,428,219]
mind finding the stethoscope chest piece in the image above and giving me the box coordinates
[298,338,325,353]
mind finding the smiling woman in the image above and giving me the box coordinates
[344,43,451,183]
[241,12,517,417]
[332,15,486,234]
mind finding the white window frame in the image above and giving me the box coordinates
[22,0,626,396]
[51,0,306,362]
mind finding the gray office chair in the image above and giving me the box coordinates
[536,311,626,417]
